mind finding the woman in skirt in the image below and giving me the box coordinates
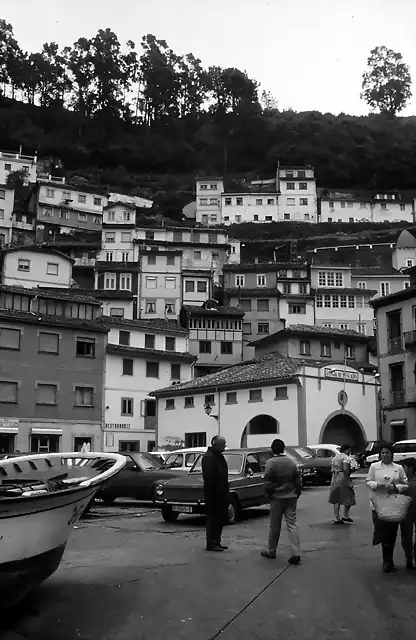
[328,444,356,524]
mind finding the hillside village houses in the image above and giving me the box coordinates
[319,189,416,224]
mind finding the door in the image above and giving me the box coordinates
[241,453,264,506]
[0,434,15,454]
[111,455,143,499]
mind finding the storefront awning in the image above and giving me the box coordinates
[0,427,18,434]
[31,428,63,435]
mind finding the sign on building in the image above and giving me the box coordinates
[104,423,131,430]
[324,368,359,382]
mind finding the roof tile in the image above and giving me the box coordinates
[102,316,188,334]
[107,343,195,362]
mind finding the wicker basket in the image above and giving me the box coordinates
[372,492,412,523]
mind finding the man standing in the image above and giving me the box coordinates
[261,439,302,564]
[202,435,228,552]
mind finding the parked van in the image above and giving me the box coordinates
[162,447,208,472]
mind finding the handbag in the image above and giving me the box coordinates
[372,491,412,523]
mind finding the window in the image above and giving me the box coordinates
[0,381,18,403]
[145,301,156,314]
[185,280,195,293]
[200,184,208,190]
[300,341,310,356]
[265,216,273,221]
[74,386,94,406]
[316,294,323,307]
[287,182,295,190]
[286,198,295,206]
[275,386,288,400]
[38,332,59,354]
[346,345,355,359]
[171,364,181,380]
[225,197,232,206]
[236,197,243,206]
[304,214,310,221]
[285,171,294,178]
[166,255,176,266]
[31,435,60,454]
[299,182,307,190]
[76,337,95,358]
[104,273,116,290]
[105,232,115,243]
[145,334,155,349]
[339,324,349,330]
[165,337,175,351]
[147,255,156,265]
[200,198,208,205]
[332,295,339,308]
[205,394,215,405]
[121,232,131,243]
[235,215,242,223]
[164,277,176,290]
[4,163,11,171]
[78,212,87,222]
[257,299,269,311]
[0,327,21,350]
[235,274,245,287]
[289,303,306,314]
[93,197,101,206]
[121,252,130,262]
[106,252,114,262]
[267,198,274,205]
[221,342,233,354]
[197,281,207,293]
[165,398,175,410]
[45,261,57,277]
[335,272,343,286]
[226,392,237,404]
[17,259,30,272]
[321,342,331,357]
[257,274,266,287]
[381,203,387,211]
[119,330,130,346]
[0,209,3,219]
[400,204,406,211]
[199,340,211,354]
[357,281,366,289]
[36,383,57,405]
[46,189,55,198]
[348,296,355,308]
[243,322,251,334]
[249,389,262,402]
[300,198,308,206]
[340,295,347,308]
[146,362,159,378]
[357,323,366,335]
[381,282,390,297]
[122,211,131,222]
[121,398,134,416]
[322,323,333,328]
[78,194,87,204]
[239,299,251,311]
[184,397,194,408]
[165,300,175,315]
[107,211,115,222]
[146,277,157,289]
[185,432,206,448]
[283,283,291,294]
[123,359,134,375]
[299,283,308,294]
[406,259,413,267]
[255,199,263,206]
[258,323,269,334]
[194,251,202,260]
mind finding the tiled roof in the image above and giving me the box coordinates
[1,245,75,263]
[95,261,139,271]
[223,262,307,272]
[102,316,188,334]
[0,308,108,332]
[0,284,35,297]
[315,287,378,296]
[225,288,281,298]
[106,344,195,362]
[351,266,405,276]
[151,353,299,396]
[370,286,416,309]
[88,290,133,300]
[183,304,244,317]
[36,287,102,304]
[249,324,370,347]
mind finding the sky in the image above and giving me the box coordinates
[2,0,415,116]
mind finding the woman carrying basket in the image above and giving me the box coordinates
[366,443,408,573]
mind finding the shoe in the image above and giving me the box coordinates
[342,517,354,523]
[383,562,397,573]
[218,544,228,550]
[406,562,416,570]
[288,555,301,565]
[333,519,345,525]
[261,550,276,559]
[206,545,224,552]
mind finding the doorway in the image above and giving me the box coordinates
[321,413,365,452]
[0,434,15,454]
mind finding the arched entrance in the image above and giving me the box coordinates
[320,411,366,452]
[240,415,279,448]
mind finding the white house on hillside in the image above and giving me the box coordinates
[1,246,74,289]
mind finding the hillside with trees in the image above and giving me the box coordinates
[1,20,415,224]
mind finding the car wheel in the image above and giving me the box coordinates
[102,495,116,506]
[161,506,179,523]
[227,496,240,525]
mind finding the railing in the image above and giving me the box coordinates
[0,150,37,162]
[391,390,405,407]
[388,336,402,354]
[37,173,66,184]
[404,330,416,348]
[73,257,96,267]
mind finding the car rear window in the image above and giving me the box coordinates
[394,443,416,454]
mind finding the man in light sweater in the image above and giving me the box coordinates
[261,439,302,564]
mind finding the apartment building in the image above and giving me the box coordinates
[139,250,182,319]
[195,177,223,226]
[0,150,37,185]
[276,263,314,326]
[277,166,317,223]
[221,188,279,225]
[180,300,244,377]
[319,189,415,224]
[1,246,73,289]
[0,186,14,247]
[0,285,106,454]
[102,316,194,454]
[371,287,416,441]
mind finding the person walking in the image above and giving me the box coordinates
[202,435,229,552]
[390,456,416,570]
[261,439,302,565]
[366,443,408,573]
[328,444,356,524]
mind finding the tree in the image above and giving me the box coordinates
[0,19,23,97]
[361,46,412,115]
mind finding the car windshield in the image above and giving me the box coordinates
[294,447,316,458]
[164,453,184,468]
[129,452,163,470]
[190,453,244,475]
[365,442,374,451]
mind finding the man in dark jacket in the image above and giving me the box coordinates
[202,435,228,552]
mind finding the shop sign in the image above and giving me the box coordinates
[0,418,19,429]
[104,423,131,430]
[324,368,359,382]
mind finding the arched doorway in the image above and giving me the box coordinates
[320,411,366,452]
[240,415,279,448]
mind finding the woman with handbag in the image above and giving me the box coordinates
[366,443,408,573]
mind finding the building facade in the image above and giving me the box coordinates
[0,285,107,454]
[277,166,317,223]
[0,186,14,247]
[1,246,74,289]
[319,190,415,224]
[102,317,194,454]
[0,150,37,185]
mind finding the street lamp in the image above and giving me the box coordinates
[204,403,219,421]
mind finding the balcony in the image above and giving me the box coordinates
[404,330,416,349]
[73,256,96,267]
[390,389,405,407]
[388,336,403,354]
[12,220,35,231]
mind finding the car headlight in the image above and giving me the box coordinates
[155,483,164,497]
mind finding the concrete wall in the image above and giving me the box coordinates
[3,250,73,288]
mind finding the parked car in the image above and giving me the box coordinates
[149,451,170,465]
[308,444,341,458]
[366,439,416,466]
[356,441,386,467]
[96,452,187,505]
[286,446,332,485]
[162,448,208,472]
[154,447,313,525]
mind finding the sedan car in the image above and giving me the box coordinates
[154,447,311,525]
[96,452,187,505]
[286,446,332,485]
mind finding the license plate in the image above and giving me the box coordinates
[172,505,193,513]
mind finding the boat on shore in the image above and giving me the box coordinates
[0,451,126,610]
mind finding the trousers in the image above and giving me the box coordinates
[372,510,398,564]
[205,504,227,548]
[268,498,301,556]
[400,512,416,564]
